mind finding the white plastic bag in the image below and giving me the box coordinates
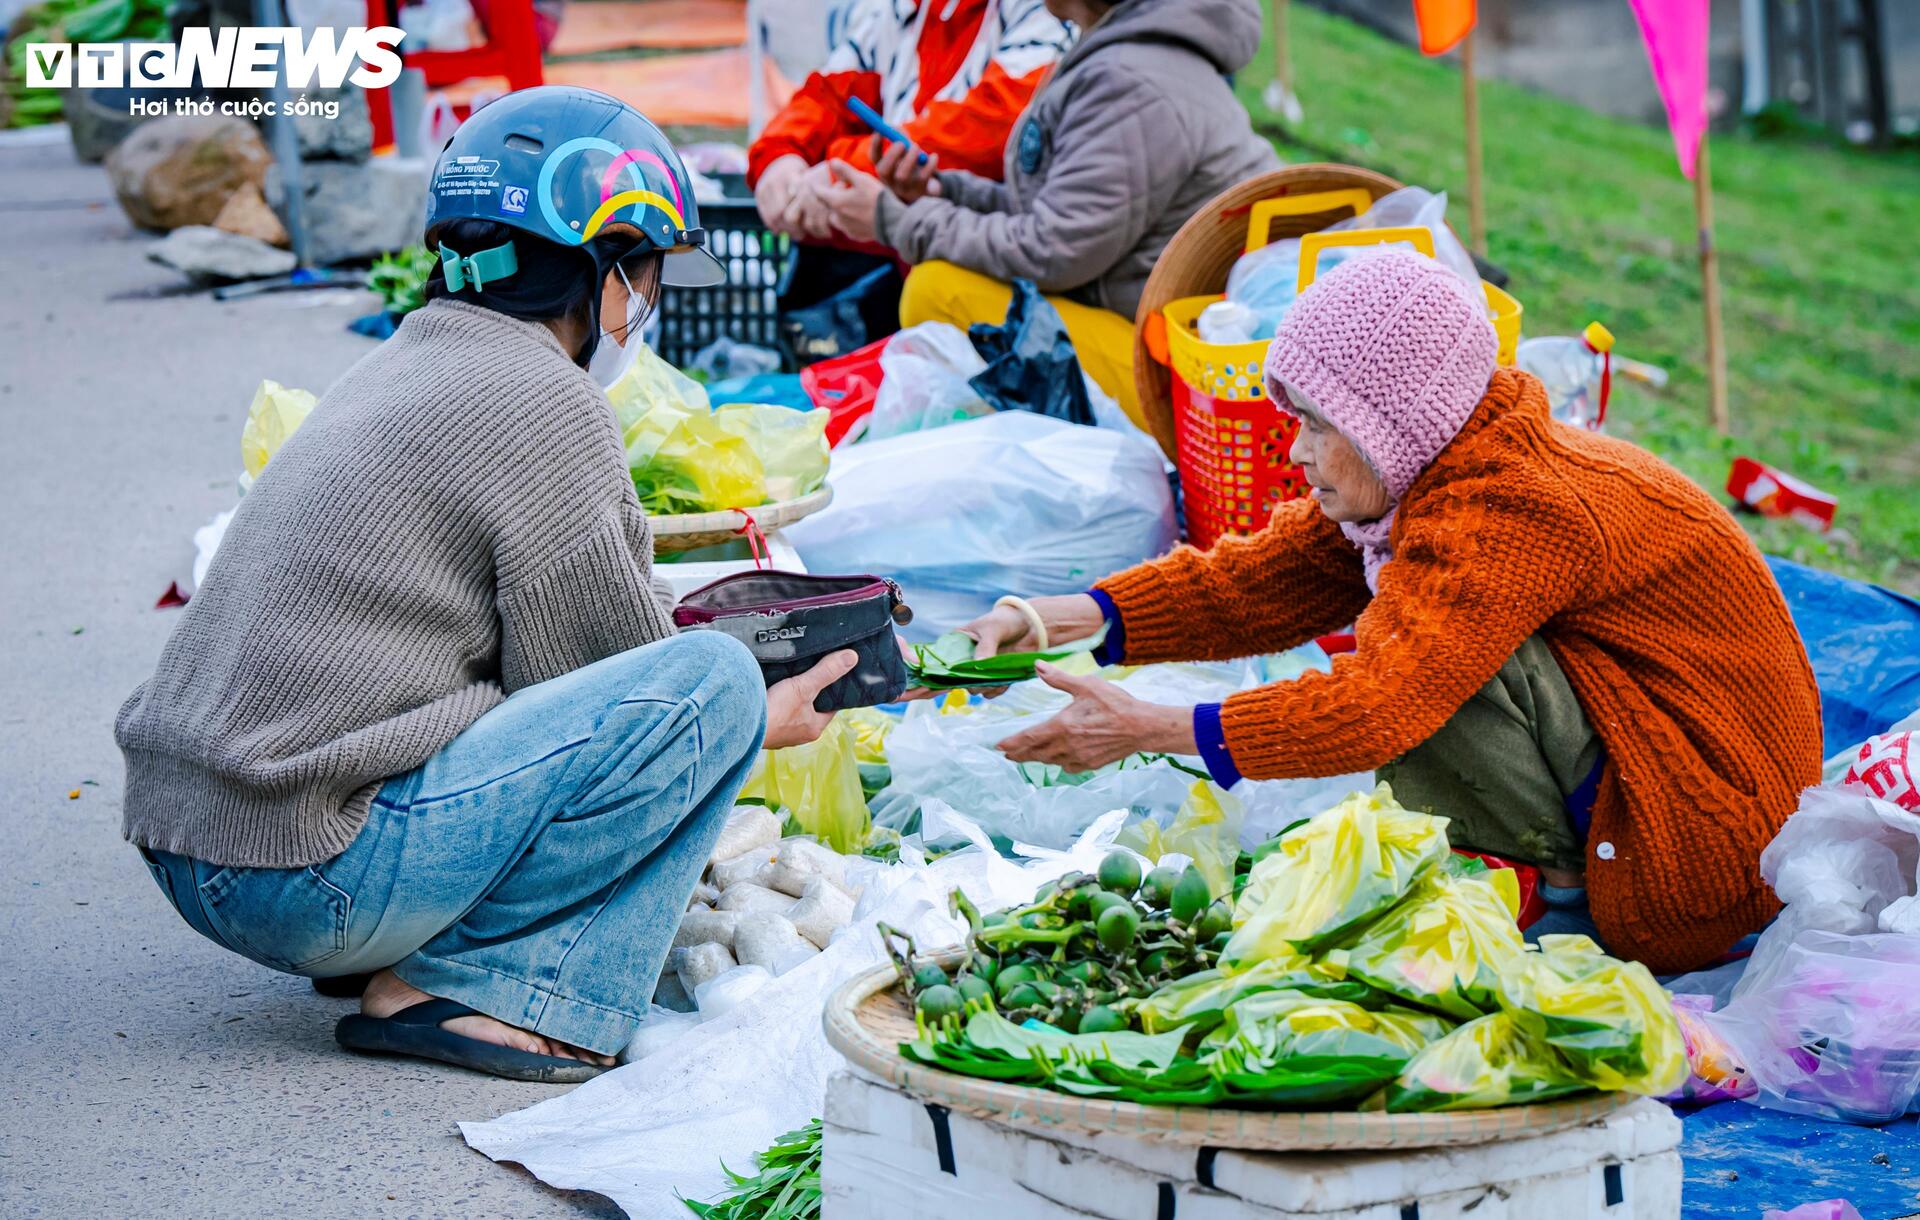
[872,698,1201,849]
[784,411,1176,639]
[863,322,991,441]
[1739,783,1920,982]
[461,809,1131,1217]
[1223,187,1482,340]
[1708,930,1920,1124]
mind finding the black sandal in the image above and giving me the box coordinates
[334,998,609,1083]
[311,972,373,998]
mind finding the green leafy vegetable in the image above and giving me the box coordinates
[681,1119,822,1220]
[907,624,1110,689]
[367,245,438,317]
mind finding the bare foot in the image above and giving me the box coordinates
[359,969,615,1067]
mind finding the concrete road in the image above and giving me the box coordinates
[0,130,620,1219]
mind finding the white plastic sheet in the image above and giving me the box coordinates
[785,411,1176,639]
[459,811,1132,1217]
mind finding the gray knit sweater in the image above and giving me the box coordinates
[116,299,677,868]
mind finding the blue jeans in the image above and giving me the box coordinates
[140,632,766,1055]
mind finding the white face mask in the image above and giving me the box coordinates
[587,264,646,389]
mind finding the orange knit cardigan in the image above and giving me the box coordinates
[1097,369,1823,972]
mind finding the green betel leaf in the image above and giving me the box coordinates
[909,623,1110,688]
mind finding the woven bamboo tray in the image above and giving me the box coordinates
[650,485,833,553]
[822,958,1634,1153]
[1131,164,1407,461]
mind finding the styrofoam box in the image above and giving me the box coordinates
[822,1067,1682,1219]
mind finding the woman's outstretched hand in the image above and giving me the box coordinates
[995,662,1199,772]
[821,160,886,244]
[958,593,1106,660]
[764,650,859,749]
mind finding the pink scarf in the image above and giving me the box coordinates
[1340,508,1397,594]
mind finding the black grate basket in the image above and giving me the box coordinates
[655,198,790,370]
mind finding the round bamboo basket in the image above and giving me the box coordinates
[822,958,1634,1153]
[649,485,833,553]
[1131,164,1407,461]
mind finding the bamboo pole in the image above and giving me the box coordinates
[1461,30,1486,256]
[1264,0,1301,121]
[1273,0,1292,96]
[1695,139,1730,432]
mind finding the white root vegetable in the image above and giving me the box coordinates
[710,847,780,891]
[674,909,741,949]
[716,882,797,914]
[674,941,736,994]
[708,806,782,866]
[764,837,851,898]
[786,875,856,948]
[732,912,820,974]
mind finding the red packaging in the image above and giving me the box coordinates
[799,336,890,447]
[1844,730,1918,811]
[1727,456,1838,531]
[1450,849,1548,929]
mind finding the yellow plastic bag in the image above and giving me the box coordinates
[1383,1011,1587,1112]
[1341,869,1528,1021]
[1119,782,1244,900]
[739,713,870,853]
[1226,783,1450,965]
[610,345,766,514]
[839,706,897,766]
[713,403,829,502]
[1197,991,1454,1106]
[607,341,709,428]
[1137,953,1388,1036]
[1496,934,1687,1095]
[240,380,317,477]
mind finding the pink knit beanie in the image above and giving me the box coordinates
[1263,247,1498,500]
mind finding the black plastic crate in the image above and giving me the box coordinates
[656,198,790,370]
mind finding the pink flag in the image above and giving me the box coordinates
[1627,0,1711,178]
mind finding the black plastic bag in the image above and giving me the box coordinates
[967,279,1096,427]
[776,246,903,367]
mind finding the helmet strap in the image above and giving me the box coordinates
[439,240,519,293]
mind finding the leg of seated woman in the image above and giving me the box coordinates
[899,260,1144,430]
[1375,635,1604,946]
[152,631,766,1061]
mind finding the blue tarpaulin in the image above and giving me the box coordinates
[1681,1102,1920,1218]
[1767,557,1920,752]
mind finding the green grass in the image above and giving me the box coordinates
[1235,6,1920,593]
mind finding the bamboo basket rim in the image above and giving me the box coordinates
[649,485,833,553]
[822,957,1635,1152]
[1131,164,1408,461]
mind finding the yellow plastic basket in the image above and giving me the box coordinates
[1155,204,1523,548]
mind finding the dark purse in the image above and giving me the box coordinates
[672,571,914,712]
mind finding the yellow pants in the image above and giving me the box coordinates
[897,261,1145,431]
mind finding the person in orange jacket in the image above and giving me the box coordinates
[750,0,1070,336]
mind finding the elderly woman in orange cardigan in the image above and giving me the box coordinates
[963,248,1821,973]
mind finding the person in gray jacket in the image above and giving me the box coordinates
[821,0,1280,428]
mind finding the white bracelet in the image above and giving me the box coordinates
[993,595,1049,650]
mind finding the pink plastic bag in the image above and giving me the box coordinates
[1763,1202,1864,1220]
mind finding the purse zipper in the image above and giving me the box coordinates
[673,575,896,623]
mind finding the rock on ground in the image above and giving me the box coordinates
[212,182,290,248]
[267,156,428,266]
[292,86,373,162]
[104,113,271,232]
[63,78,204,163]
[148,225,297,282]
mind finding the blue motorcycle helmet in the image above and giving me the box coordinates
[424,85,725,290]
